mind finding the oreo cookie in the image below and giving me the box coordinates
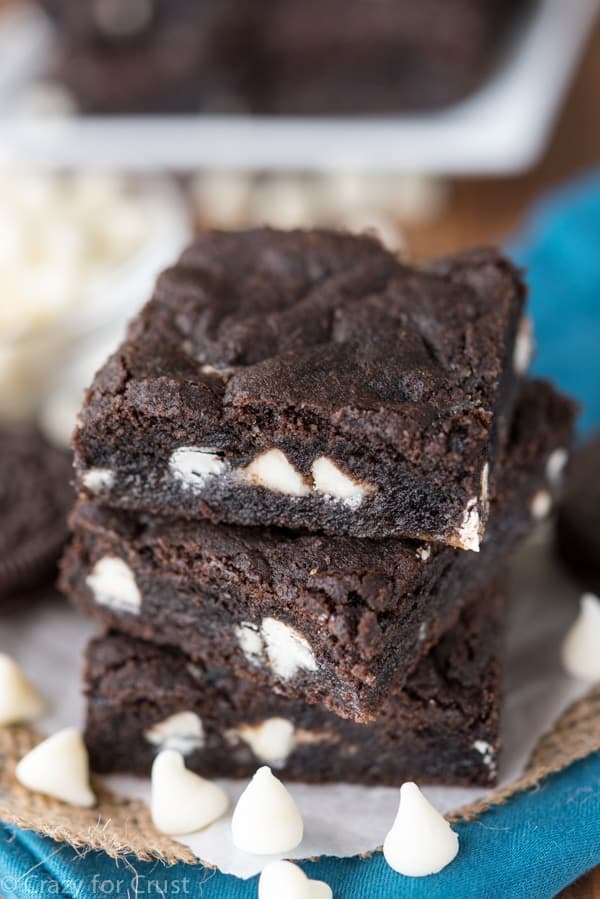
[0,427,73,609]
[557,434,600,594]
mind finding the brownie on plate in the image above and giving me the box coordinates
[73,229,527,550]
[39,0,252,115]
[40,0,519,115]
[84,582,505,787]
[252,0,521,115]
[63,381,575,722]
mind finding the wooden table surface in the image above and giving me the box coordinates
[406,19,600,899]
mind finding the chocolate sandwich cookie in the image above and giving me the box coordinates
[0,427,73,609]
[557,434,600,593]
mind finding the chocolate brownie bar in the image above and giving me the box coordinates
[0,427,73,610]
[84,584,504,787]
[252,0,521,115]
[557,435,600,593]
[63,381,574,722]
[40,0,251,115]
[74,230,527,550]
[41,0,519,115]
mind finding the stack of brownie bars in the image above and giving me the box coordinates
[60,229,575,788]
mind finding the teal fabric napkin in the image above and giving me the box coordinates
[2,169,600,898]
[509,169,600,435]
[1,752,599,899]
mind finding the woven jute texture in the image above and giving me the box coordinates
[450,682,600,823]
[0,686,599,866]
[0,727,195,864]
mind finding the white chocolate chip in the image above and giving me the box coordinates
[235,622,264,665]
[416,545,431,562]
[343,207,406,253]
[231,766,303,854]
[386,174,449,224]
[0,654,44,726]
[14,82,78,118]
[259,860,332,899]
[191,171,253,228]
[16,727,96,808]
[546,447,569,487]
[457,498,481,552]
[236,619,317,681]
[513,317,534,375]
[169,446,228,490]
[145,712,204,755]
[150,749,229,836]
[561,594,600,681]
[0,173,147,337]
[530,489,553,521]
[86,556,141,614]
[249,176,319,230]
[226,722,333,763]
[311,456,371,506]
[185,663,204,684]
[294,729,336,749]
[261,618,317,681]
[241,449,310,497]
[480,463,490,516]
[383,782,459,877]
[230,718,296,769]
[310,881,332,899]
[321,172,447,226]
[200,363,236,379]
[93,0,153,37]
[0,213,25,266]
[82,467,114,493]
[105,200,148,257]
[473,740,496,773]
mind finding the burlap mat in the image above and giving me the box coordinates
[0,727,195,864]
[0,685,598,867]
[450,682,600,823]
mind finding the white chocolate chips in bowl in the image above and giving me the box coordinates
[0,171,190,433]
[191,170,449,250]
[0,173,145,343]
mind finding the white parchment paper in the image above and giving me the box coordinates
[0,527,589,879]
